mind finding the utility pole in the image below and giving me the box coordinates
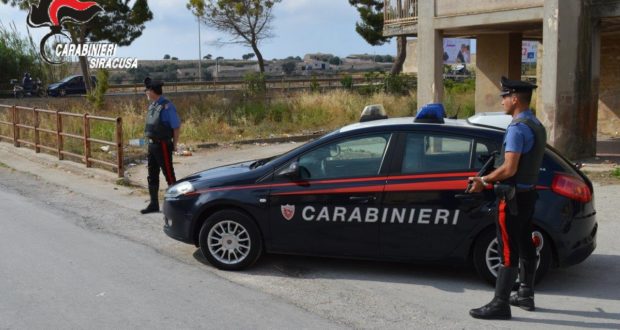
[197,17,202,82]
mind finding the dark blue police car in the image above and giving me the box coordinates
[163,108,596,284]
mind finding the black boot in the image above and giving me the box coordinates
[470,266,518,320]
[510,259,536,311]
[141,186,160,214]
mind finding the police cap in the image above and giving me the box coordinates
[144,77,164,94]
[499,76,537,96]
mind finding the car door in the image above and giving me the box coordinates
[380,131,493,260]
[65,77,81,94]
[268,133,393,257]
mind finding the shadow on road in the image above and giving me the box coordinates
[193,249,619,303]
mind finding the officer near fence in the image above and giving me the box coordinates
[141,77,181,214]
[467,76,547,320]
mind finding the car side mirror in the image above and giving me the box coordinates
[279,161,300,180]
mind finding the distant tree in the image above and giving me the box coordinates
[242,53,256,60]
[295,56,302,61]
[171,57,179,61]
[216,56,224,60]
[374,55,384,63]
[187,0,281,72]
[349,0,406,74]
[164,54,171,60]
[3,0,153,91]
[329,56,342,66]
[281,61,296,75]
[384,54,394,63]
[204,54,212,60]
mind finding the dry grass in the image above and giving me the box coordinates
[2,87,477,147]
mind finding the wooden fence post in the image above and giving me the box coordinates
[56,110,63,160]
[34,107,40,153]
[116,117,123,178]
[83,114,91,167]
[12,106,19,147]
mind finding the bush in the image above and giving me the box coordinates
[383,73,415,95]
[340,74,353,89]
[86,69,110,111]
[309,75,320,93]
[244,72,266,96]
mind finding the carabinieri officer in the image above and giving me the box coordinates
[141,77,181,214]
[467,76,547,320]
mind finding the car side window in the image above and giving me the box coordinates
[297,134,390,180]
[473,140,499,169]
[402,133,473,173]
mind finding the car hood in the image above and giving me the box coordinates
[47,83,61,90]
[180,159,267,187]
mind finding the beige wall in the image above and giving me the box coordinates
[598,33,620,137]
[475,34,522,113]
[403,40,418,74]
[435,0,543,17]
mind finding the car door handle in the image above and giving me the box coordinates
[349,196,376,203]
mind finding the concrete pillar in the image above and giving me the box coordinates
[475,33,522,113]
[535,41,543,114]
[540,0,598,159]
[417,0,443,106]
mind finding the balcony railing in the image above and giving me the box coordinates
[384,0,418,25]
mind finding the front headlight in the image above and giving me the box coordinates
[165,181,195,198]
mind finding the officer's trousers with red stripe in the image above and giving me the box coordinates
[496,190,538,267]
[147,140,177,188]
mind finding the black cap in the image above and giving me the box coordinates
[144,77,164,94]
[500,76,537,96]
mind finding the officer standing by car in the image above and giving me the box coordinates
[141,77,181,214]
[467,76,547,320]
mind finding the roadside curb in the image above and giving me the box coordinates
[0,142,133,188]
[195,132,323,149]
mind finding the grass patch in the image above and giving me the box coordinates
[613,167,620,178]
[15,82,475,146]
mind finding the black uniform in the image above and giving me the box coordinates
[470,77,546,320]
[141,78,180,214]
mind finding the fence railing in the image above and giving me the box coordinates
[105,75,383,95]
[0,104,124,177]
[384,0,419,25]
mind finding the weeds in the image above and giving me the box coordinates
[3,81,476,147]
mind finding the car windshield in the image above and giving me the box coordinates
[60,76,78,83]
[262,130,339,167]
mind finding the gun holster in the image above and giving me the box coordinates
[494,183,518,216]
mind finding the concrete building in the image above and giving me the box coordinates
[384,0,620,159]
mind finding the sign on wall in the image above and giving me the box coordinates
[522,41,538,63]
[443,38,471,64]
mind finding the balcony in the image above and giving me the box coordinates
[383,0,418,36]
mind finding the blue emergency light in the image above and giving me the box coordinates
[414,103,446,123]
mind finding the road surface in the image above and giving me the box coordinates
[0,143,619,329]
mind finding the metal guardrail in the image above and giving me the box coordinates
[0,104,124,177]
[105,76,377,95]
[385,0,418,24]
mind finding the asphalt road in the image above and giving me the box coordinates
[0,177,341,329]
[1,143,619,329]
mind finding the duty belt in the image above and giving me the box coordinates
[148,138,170,144]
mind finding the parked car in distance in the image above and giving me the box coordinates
[47,75,97,97]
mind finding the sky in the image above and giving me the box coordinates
[0,0,398,61]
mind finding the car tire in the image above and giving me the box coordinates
[473,228,552,286]
[198,210,262,271]
[59,89,66,97]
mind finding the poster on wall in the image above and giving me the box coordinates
[522,41,538,63]
[443,38,471,64]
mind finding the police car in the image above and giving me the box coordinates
[163,106,597,284]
